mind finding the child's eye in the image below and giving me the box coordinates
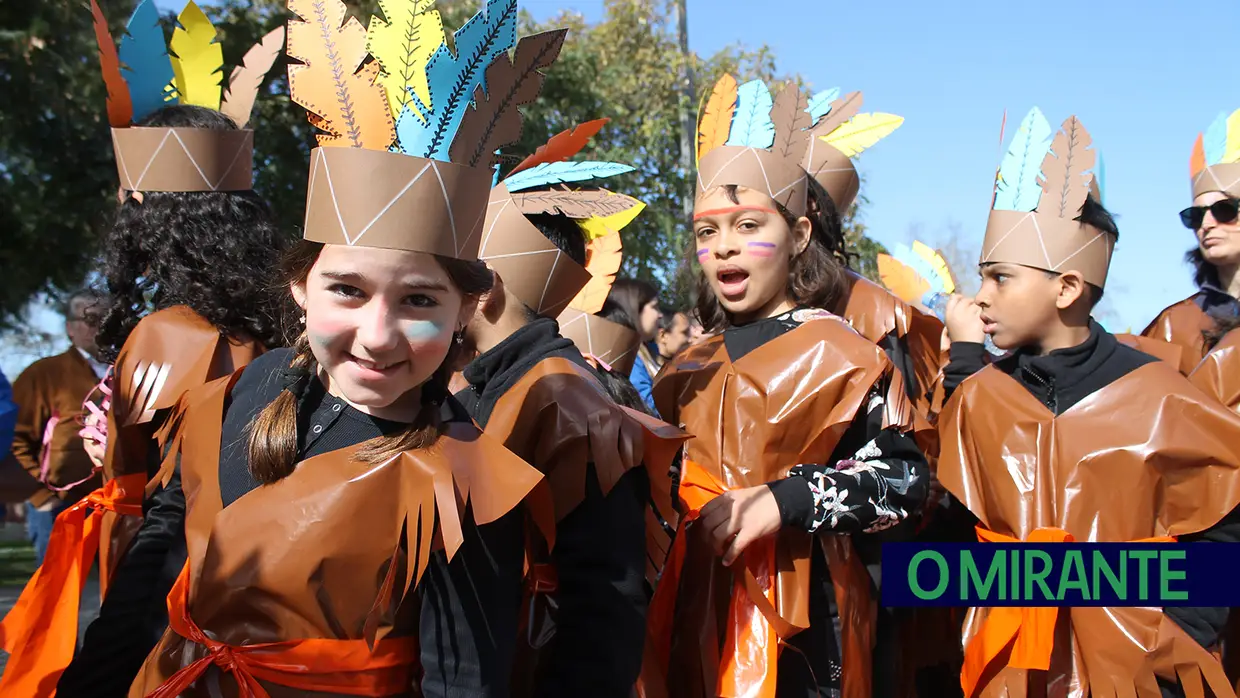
[739,221,758,231]
[694,227,716,239]
[405,294,439,308]
[328,283,364,299]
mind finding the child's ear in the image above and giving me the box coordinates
[1054,271,1087,310]
[291,279,308,311]
[791,216,812,255]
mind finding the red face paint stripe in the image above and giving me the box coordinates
[693,205,780,221]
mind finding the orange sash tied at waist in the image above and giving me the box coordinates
[647,459,794,698]
[960,525,1176,698]
[147,564,418,698]
[0,472,145,697]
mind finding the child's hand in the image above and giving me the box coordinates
[945,294,986,344]
[697,485,782,566]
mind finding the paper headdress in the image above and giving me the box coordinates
[980,107,1112,288]
[480,119,645,317]
[90,0,283,192]
[557,231,641,375]
[696,75,903,216]
[292,0,564,259]
[1189,109,1240,200]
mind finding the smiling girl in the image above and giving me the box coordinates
[641,76,928,698]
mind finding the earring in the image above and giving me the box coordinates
[453,330,464,346]
[299,314,306,325]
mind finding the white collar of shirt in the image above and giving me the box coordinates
[76,347,109,380]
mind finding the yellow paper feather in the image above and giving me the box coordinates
[569,231,624,314]
[822,112,904,158]
[1224,108,1240,164]
[911,240,954,294]
[169,1,224,110]
[367,0,444,122]
[576,200,646,242]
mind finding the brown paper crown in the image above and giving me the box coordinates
[1189,109,1240,200]
[981,110,1113,289]
[90,0,284,192]
[696,76,903,217]
[557,307,640,375]
[288,0,567,259]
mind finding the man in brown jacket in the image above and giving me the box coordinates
[10,289,109,562]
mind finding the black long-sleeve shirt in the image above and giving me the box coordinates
[446,318,648,698]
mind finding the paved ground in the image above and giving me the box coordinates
[0,522,100,677]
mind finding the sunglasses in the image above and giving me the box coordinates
[1180,199,1240,230]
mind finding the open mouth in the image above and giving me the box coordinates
[349,354,405,377]
[716,266,750,298]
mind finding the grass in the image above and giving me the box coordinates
[0,540,36,588]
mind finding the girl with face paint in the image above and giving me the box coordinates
[641,76,929,698]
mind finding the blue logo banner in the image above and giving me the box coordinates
[881,543,1240,607]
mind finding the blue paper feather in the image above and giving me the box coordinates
[397,0,517,160]
[993,107,1052,212]
[119,0,176,121]
[725,80,776,149]
[806,88,839,124]
[892,242,941,294]
[1096,154,1106,204]
[1205,112,1228,166]
[503,161,635,192]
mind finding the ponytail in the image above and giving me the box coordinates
[247,333,315,484]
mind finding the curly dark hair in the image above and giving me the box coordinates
[96,105,288,361]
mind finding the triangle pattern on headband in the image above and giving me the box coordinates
[113,128,254,192]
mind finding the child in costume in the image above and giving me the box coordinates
[434,117,685,697]
[1142,108,1240,374]
[641,74,929,698]
[938,108,1240,698]
[1,3,285,695]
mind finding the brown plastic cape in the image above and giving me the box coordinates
[131,368,544,697]
[1141,293,1213,375]
[101,306,264,588]
[937,363,1240,698]
[639,315,915,698]
[112,127,255,193]
[1116,333,1186,368]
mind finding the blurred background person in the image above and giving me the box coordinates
[606,278,663,411]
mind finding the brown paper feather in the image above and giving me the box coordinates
[221,26,285,128]
[450,30,566,168]
[771,82,811,164]
[811,91,862,138]
[512,189,643,219]
[89,0,133,127]
[1038,116,1095,218]
[287,0,395,149]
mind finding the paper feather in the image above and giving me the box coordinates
[510,119,609,175]
[1224,108,1240,164]
[992,107,1052,212]
[288,0,395,149]
[1095,154,1106,204]
[811,91,862,138]
[512,189,642,219]
[89,0,133,127]
[119,0,175,121]
[771,83,811,163]
[822,112,903,158]
[806,87,839,125]
[503,161,635,192]
[1037,116,1094,218]
[911,240,955,294]
[397,0,517,160]
[577,200,645,241]
[169,1,223,110]
[1204,112,1228,166]
[892,242,937,290]
[725,80,775,149]
[569,231,624,314]
[877,254,930,305]
[220,27,284,128]
[450,29,566,168]
[697,74,738,162]
[1190,133,1206,178]
[367,0,443,123]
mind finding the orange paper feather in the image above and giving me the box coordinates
[697,74,738,163]
[570,231,623,314]
[1191,132,1206,178]
[89,0,133,127]
[509,118,610,176]
[877,253,929,305]
[287,0,394,149]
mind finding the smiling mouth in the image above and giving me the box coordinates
[350,354,404,373]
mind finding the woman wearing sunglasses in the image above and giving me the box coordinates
[1141,110,1240,374]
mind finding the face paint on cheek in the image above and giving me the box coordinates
[696,248,710,262]
[746,242,777,258]
[401,318,445,343]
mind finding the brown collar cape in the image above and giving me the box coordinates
[1191,329,1240,411]
[641,314,914,698]
[1140,294,1214,375]
[937,363,1240,698]
[131,367,544,697]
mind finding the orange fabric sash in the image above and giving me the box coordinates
[0,472,144,697]
[960,525,1176,698]
[647,459,787,698]
[147,564,418,698]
